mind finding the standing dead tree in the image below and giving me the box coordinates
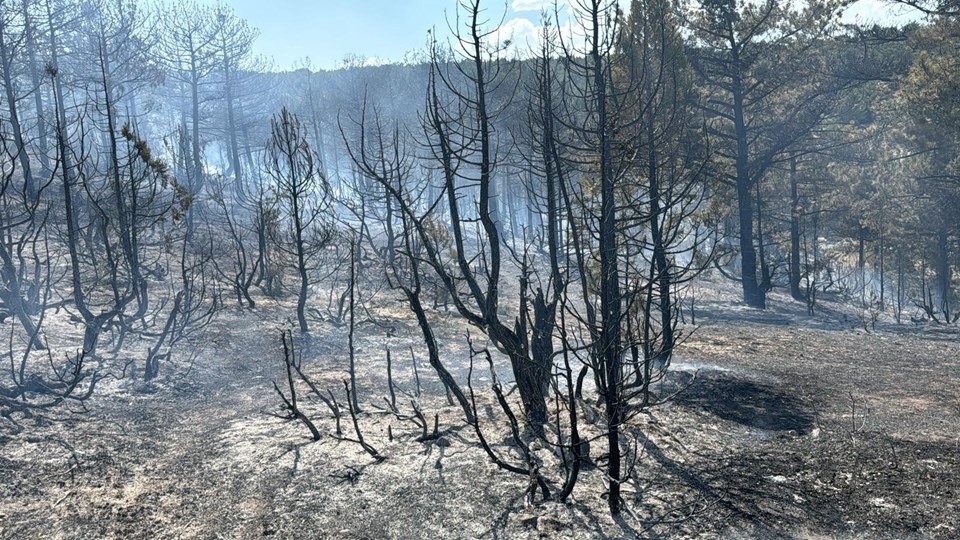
[280,329,343,437]
[340,95,477,425]
[343,0,554,428]
[547,0,711,513]
[273,330,321,441]
[271,330,382,462]
[51,62,135,359]
[264,107,336,334]
[334,0,710,515]
[209,174,261,309]
[0,120,50,354]
[315,0,711,517]
[339,378,384,461]
[156,0,219,214]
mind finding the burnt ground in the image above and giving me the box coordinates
[1,277,959,539]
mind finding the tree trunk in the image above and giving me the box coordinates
[858,225,866,304]
[347,239,359,411]
[22,0,50,178]
[789,155,804,301]
[935,229,952,321]
[0,17,36,201]
[591,12,623,513]
[647,114,673,365]
[732,50,764,308]
[222,49,243,191]
[294,194,309,334]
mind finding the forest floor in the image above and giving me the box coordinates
[1,276,959,539]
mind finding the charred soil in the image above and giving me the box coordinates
[1,279,958,539]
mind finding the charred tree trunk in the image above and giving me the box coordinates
[647,114,673,365]
[589,7,623,513]
[22,0,50,177]
[732,49,764,308]
[347,238,360,412]
[789,155,805,301]
[0,15,36,201]
[935,229,952,322]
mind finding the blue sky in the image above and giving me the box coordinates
[201,0,923,71]
[198,0,560,70]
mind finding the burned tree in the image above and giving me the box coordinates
[543,0,709,513]
[265,107,335,334]
[335,0,711,515]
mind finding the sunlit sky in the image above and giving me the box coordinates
[197,0,925,71]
